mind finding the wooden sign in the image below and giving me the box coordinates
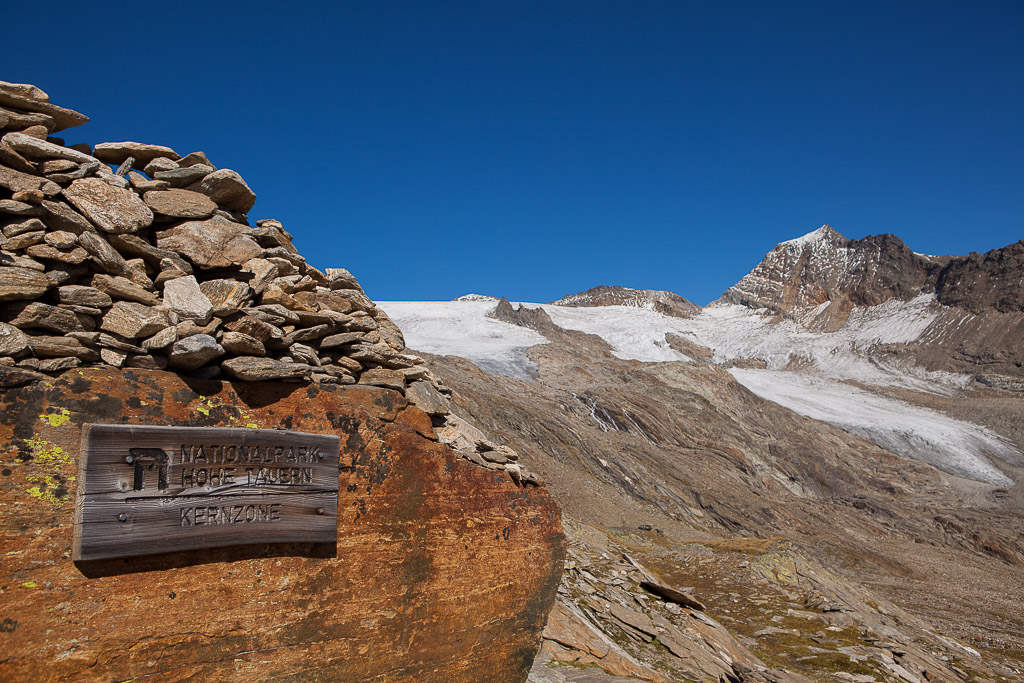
[73,424,340,562]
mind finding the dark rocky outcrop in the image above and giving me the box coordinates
[937,240,1024,314]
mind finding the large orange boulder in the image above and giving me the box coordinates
[0,367,565,682]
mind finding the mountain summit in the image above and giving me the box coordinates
[716,225,948,312]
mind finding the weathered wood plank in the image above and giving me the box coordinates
[74,424,340,561]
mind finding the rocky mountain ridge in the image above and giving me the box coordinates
[717,224,1023,318]
[552,285,701,319]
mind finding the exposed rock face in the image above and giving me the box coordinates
[717,226,946,312]
[552,285,701,319]
[0,367,564,682]
[937,240,1024,313]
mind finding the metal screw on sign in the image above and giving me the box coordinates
[117,513,128,522]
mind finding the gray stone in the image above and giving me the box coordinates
[177,151,215,169]
[167,333,224,370]
[0,266,50,300]
[155,216,261,269]
[61,178,153,234]
[200,279,251,317]
[153,164,213,188]
[188,168,256,213]
[4,301,83,333]
[220,331,265,356]
[0,321,29,356]
[221,356,310,381]
[93,142,180,166]
[406,381,451,416]
[100,302,170,338]
[141,326,178,351]
[143,157,179,176]
[1,132,94,162]
[162,275,213,324]
[143,189,217,218]
[91,274,160,306]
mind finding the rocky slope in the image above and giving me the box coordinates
[380,226,1024,681]
[0,81,564,682]
[553,285,701,319]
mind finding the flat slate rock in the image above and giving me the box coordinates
[143,188,216,218]
[222,356,309,381]
[155,216,261,269]
[92,141,180,166]
[0,81,89,132]
[62,178,154,234]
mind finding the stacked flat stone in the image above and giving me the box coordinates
[0,81,447,398]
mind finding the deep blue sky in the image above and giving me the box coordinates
[6,1,1022,304]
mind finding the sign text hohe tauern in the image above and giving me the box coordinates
[74,424,341,562]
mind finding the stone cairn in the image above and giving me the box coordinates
[0,81,536,485]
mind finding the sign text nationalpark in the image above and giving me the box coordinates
[73,424,340,562]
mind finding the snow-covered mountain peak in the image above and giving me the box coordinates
[778,224,845,249]
[452,293,499,302]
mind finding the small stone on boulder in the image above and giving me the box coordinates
[222,356,310,381]
[188,168,256,213]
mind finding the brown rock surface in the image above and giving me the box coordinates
[62,178,154,234]
[143,188,217,218]
[0,81,89,132]
[156,216,261,269]
[0,367,564,682]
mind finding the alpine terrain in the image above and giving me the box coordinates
[380,225,1024,682]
